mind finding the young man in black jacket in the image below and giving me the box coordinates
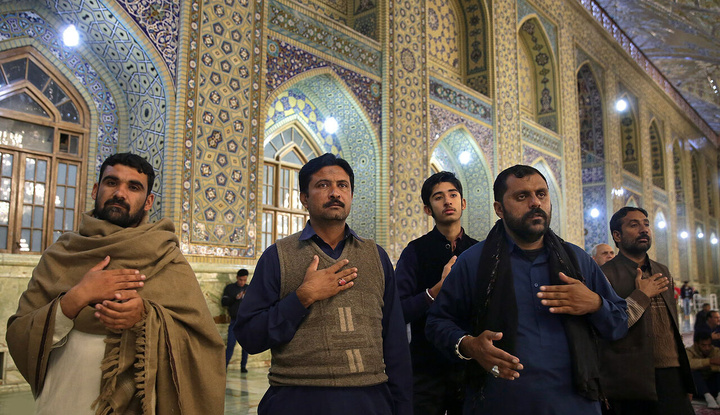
[222,268,250,371]
[396,171,478,414]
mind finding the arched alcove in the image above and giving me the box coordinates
[691,154,702,211]
[649,120,665,189]
[654,210,669,268]
[263,70,380,240]
[430,126,493,238]
[577,62,607,250]
[697,225,706,283]
[518,17,558,133]
[531,159,562,237]
[618,92,640,176]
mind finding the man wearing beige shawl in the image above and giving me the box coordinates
[7,153,225,415]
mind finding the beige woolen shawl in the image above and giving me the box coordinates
[6,212,225,414]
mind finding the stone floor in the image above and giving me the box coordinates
[0,363,269,415]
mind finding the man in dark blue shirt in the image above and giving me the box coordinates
[235,153,412,415]
[221,268,249,371]
[396,171,478,414]
[426,165,627,415]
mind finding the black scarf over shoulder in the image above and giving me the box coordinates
[468,220,601,400]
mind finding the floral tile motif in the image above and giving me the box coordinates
[115,0,179,81]
[429,77,492,125]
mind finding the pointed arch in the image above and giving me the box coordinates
[576,63,605,162]
[262,68,381,239]
[649,119,665,189]
[518,16,558,132]
[696,223,707,283]
[626,196,639,208]
[430,124,494,237]
[654,209,669,269]
[673,140,686,217]
[618,91,640,176]
[691,153,702,211]
[427,0,465,81]
[530,158,563,237]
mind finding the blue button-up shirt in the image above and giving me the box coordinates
[235,223,412,415]
[426,236,628,415]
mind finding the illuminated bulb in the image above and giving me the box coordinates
[657,221,666,229]
[698,232,704,239]
[458,151,471,165]
[711,237,718,245]
[63,24,79,47]
[680,231,689,239]
[590,208,600,218]
[615,99,628,112]
[324,117,338,134]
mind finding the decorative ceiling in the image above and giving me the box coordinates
[592,0,720,139]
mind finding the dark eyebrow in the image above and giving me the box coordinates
[431,188,459,198]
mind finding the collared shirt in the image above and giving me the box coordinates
[426,236,628,415]
[235,222,412,415]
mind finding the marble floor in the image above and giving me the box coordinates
[0,363,269,415]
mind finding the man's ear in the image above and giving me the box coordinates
[461,198,467,211]
[493,200,504,219]
[91,183,98,200]
[423,205,432,217]
[143,193,155,212]
[300,192,308,209]
[612,230,621,245]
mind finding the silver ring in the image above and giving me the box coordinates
[338,278,346,286]
[491,365,500,377]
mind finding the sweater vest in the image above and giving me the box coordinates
[270,232,388,387]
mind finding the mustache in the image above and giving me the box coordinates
[104,197,130,210]
[323,198,345,208]
[522,207,547,221]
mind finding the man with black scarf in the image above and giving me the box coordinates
[426,165,628,414]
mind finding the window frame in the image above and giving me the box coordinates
[0,47,89,254]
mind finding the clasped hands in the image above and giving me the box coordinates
[60,255,147,330]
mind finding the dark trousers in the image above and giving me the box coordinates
[413,368,464,415]
[692,370,720,397]
[603,367,694,415]
[226,319,249,368]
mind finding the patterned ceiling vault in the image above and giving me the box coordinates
[591,0,720,136]
[0,0,171,221]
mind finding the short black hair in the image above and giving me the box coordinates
[609,206,649,246]
[99,152,155,196]
[237,269,249,277]
[694,330,712,344]
[708,310,720,322]
[421,171,463,206]
[298,153,354,194]
[493,165,547,203]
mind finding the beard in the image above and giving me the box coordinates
[619,233,652,255]
[503,206,551,244]
[93,197,146,228]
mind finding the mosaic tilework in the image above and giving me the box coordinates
[265,89,342,152]
[291,0,349,25]
[265,39,381,126]
[518,17,557,132]
[707,164,715,217]
[622,174,642,195]
[428,77,492,125]
[696,221,706,282]
[0,11,119,161]
[583,184,608,251]
[353,12,377,40]
[429,104,494,174]
[649,121,665,190]
[577,63,604,161]
[673,141,686,218]
[653,188,668,205]
[582,166,605,183]
[181,0,262,257]
[387,0,427,258]
[432,128,494,238]
[268,0,381,75]
[622,188,642,208]
[461,0,489,96]
[114,0,179,80]
[517,0,557,55]
[493,0,520,167]
[691,156,701,211]
[521,121,561,155]
[266,75,379,239]
[427,0,461,79]
[523,145,562,190]
[45,0,169,220]
[530,158,562,236]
